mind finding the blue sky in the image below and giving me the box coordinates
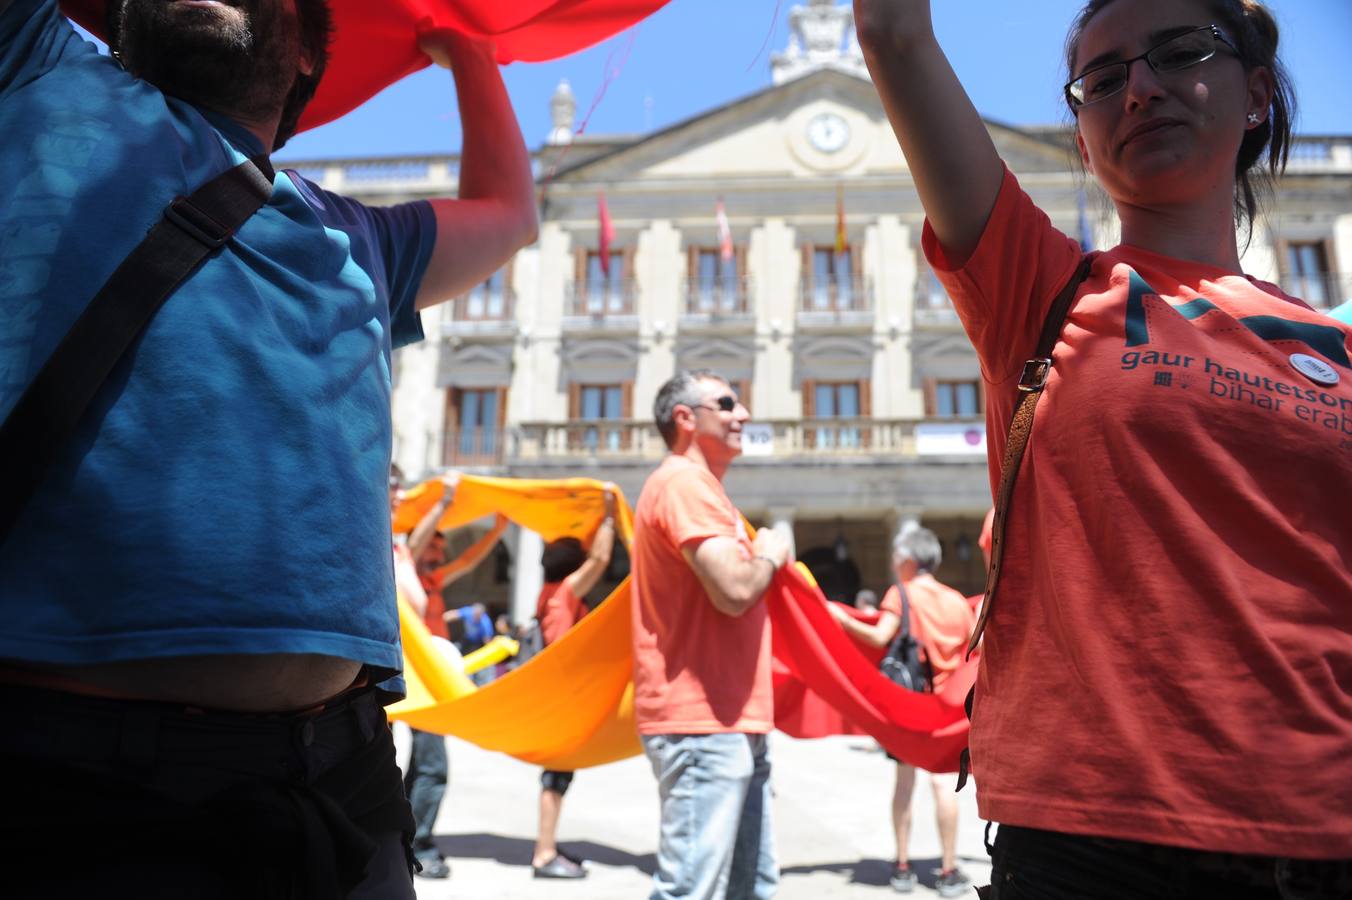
[82,0,1352,161]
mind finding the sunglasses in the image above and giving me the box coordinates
[694,395,739,413]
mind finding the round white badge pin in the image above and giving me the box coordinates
[1289,353,1340,386]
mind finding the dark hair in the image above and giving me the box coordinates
[652,369,727,449]
[105,0,333,152]
[1063,0,1296,233]
[272,0,333,151]
[541,537,587,584]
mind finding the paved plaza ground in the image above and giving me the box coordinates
[410,731,991,899]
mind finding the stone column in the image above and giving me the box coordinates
[510,525,543,625]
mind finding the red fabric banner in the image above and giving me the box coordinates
[59,0,670,132]
[768,565,976,773]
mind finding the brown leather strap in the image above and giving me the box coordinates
[966,256,1093,656]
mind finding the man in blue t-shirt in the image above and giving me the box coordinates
[0,0,537,896]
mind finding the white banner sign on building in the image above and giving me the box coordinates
[740,423,774,456]
[915,422,987,456]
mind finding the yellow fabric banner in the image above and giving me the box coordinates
[386,476,642,770]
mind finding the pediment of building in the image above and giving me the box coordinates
[547,69,1073,190]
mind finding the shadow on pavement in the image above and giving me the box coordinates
[780,856,964,888]
[434,833,657,875]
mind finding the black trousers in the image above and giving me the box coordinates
[0,682,416,900]
[985,825,1352,900]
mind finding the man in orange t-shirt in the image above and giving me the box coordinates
[632,370,791,900]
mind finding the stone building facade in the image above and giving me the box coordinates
[284,2,1352,621]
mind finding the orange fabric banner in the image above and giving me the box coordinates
[386,476,971,773]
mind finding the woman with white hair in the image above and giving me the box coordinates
[828,526,976,896]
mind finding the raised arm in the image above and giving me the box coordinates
[853,0,1004,262]
[413,30,539,310]
[683,527,792,618]
[407,472,459,560]
[432,513,510,587]
[561,488,619,600]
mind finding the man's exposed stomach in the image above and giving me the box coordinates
[0,653,365,712]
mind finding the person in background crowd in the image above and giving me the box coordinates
[529,487,618,879]
[394,471,508,880]
[828,527,976,897]
[855,589,881,614]
[632,370,793,900]
[855,0,1351,894]
[0,0,536,893]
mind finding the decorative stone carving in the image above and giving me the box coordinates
[771,0,869,85]
[547,79,576,146]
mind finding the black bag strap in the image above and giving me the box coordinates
[955,254,1092,791]
[885,578,913,656]
[966,255,1093,656]
[0,156,275,542]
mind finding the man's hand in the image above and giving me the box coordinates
[601,484,618,521]
[439,471,461,507]
[416,27,496,71]
[751,527,791,569]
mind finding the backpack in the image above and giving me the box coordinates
[879,580,932,692]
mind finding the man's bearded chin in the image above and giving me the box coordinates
[114,0,297,126]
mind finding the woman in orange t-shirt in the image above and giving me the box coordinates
[856,0,1350,896]
[828,526,976,897]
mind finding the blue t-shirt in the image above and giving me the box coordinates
[0,0,437,682]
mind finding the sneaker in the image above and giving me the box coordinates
[935,867,971,897]
[890,864,918,893]
[414,857,451,880]
[533,853,588,879]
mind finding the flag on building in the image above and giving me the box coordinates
[716,197,734,262]
[598,191,615,275]
[834,184,848,254]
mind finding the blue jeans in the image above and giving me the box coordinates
[405,728,448,861]
[642,733,778,900]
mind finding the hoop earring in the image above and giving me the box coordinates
[1247,112,1261,126]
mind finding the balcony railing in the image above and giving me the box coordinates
[683,275,752,316]
[506,417,987,462]
[565,278,638,317]
[452,290,515,323]
[1285,137,1352,174]
[913,283,962,327]
[509,419,657,459]
[443,427,505,467]
[800,274,870,314]
[1278,272,1352,311]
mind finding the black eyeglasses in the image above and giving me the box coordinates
[694,395,739,413]
[1065,25,1238,109]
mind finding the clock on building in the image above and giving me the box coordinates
[806,112,850,154]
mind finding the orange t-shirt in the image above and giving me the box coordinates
[880,575,975,690]
[536,580,585,647]
[631,455,773,735]
[923,166,1352,857]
